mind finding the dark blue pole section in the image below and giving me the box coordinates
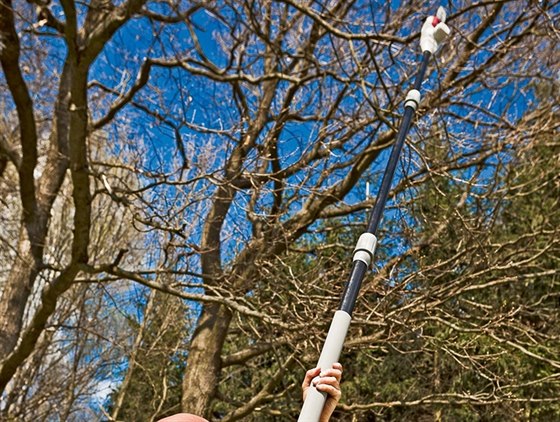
[413,51,432,90]
[339,260,368,314]
[366,50,431,235]
[339,50,432,314]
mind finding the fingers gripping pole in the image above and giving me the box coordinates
[298,311,351,422]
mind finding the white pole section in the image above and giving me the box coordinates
[298,310,351,422]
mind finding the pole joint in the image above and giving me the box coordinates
[404,89,421,110]
[352,233,377,267]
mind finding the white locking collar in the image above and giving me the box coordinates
[353,233,377,266]
[404,89,421,110]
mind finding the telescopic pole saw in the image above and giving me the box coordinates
[298,7,450,422]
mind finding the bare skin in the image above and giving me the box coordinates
[157,414,208,422]
[302,362,343,422]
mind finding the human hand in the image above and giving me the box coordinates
[302,363,343,422]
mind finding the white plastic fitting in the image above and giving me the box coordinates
[352,233,377,266]
[420,9,450,54]
[404,89,421,110]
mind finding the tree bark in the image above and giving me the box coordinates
[0,232,40,358]
[182,303,233,417]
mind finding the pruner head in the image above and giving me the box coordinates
[420,6,450,54]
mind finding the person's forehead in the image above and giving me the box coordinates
[157,413,209,422]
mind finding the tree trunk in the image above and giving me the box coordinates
[181,303,233,418]
[0,230,40,358]
[110,290,156,420]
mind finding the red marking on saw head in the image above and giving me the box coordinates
[432,16,441,27]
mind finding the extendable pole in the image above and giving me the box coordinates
[298,8,450,421]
